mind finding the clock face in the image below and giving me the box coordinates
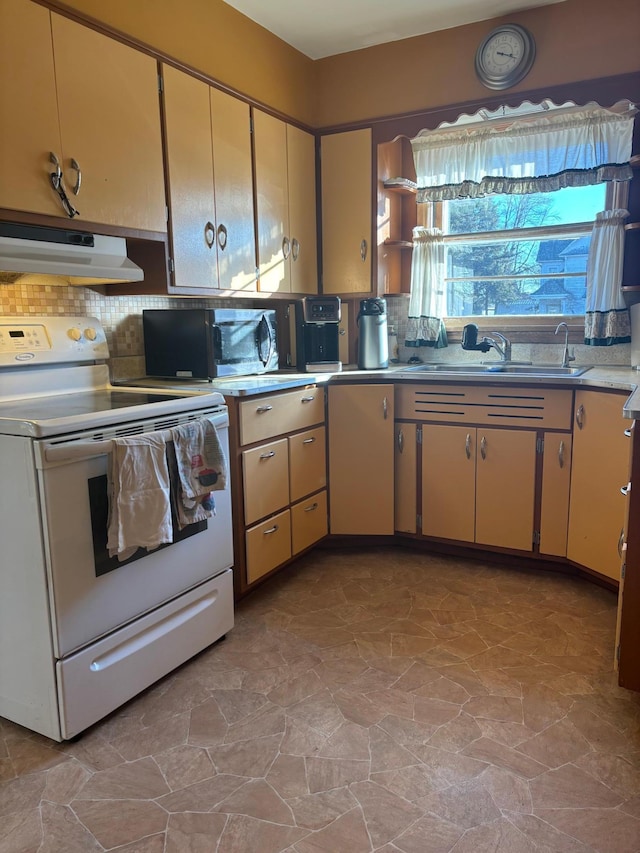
[475,25,535,90]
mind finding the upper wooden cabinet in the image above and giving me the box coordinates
[0,0,62,218]
[162,65,257,293]
[253,109,317,294]
[0,1,166,232]
[321,129,372,294]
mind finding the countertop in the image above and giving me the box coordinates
[118,364,640,417]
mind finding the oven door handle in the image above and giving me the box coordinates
[42,413,228,464]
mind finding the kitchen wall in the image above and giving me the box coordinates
[2,0,638,371]
[314,0,640,127]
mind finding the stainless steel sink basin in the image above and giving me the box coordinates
[403,363,591,377]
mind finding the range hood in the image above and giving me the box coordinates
[0,223,144,285]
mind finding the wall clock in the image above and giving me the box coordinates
[474,24,536,91]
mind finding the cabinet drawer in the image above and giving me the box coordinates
[396,383,573,430]
[246,510,292,584]
[289,426,326,502]
[292,491,328,555]
[242,438,289,525]
[239,387,324,446]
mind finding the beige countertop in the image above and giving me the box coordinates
[119,363,640,417]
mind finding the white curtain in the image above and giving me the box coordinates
[406,227,447,348]
[584,209,631,345]
[411,101,637,201]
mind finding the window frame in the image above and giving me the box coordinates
[428,180,628,339]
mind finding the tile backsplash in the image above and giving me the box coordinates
[1,284,633,377]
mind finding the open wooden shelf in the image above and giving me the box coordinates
[383,178,417,196]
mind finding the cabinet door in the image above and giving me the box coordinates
[242,438,289,525]
[289,426,326,503]
[254,109,291,293]
[328,384,394,534]
[292,491,328,555]
[395,422,417,533]
[51,14,166,232]
[210,87,256,291]
[321,128,372,294]
[246,510,292,584]
[422,424,475,543]
[540,433,572,557]
[163,66,217,290]
[0,0,62,217]
[287,124,317,294]
[475,428,537,551]
[567,390,629,580]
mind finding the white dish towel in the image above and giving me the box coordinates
[170,419,228,530]
[107,433,173,561]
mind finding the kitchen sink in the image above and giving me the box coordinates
[402,363,592,377]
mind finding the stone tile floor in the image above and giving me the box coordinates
[2,546,640,852]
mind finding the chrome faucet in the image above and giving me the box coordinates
[486,332,512,362]
[554,322,575,368]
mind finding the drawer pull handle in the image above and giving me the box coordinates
[465,433,471,459]
[260,450,276,460]
[204,220,216,248]
[576,404,584,430]
[304,502,319,512]
[558,440,565,469]
[383,396,388,419]
[256,405,273,414]
[264,524,279,535]
[480,435,487,461]
[301,396,315,403]
[302,437,316,444]
[624,428,632,438]
[397,428,404,453]
[621,483,630,496]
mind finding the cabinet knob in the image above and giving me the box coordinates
[217,223,228,251]
[397,428,404,453]
[360,239,368,262]
[301,396,315,404]
[259,450,276,460]
[302,437,316,444]
[256,405,273,414]
[304,502,319,513]
[480,435,487,460]
[264,525,279,535]
[576,404,585,430]
[465,433,472,459]
[383,397,388,419]
[558,440,565,469]
[282,236,291,260]
[291,237,300,261]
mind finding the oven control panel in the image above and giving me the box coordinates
[0,316,109,365]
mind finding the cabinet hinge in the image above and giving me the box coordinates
[168,257,175,274]
[249,114,254,134]
[417,514,422,529]
[165,205,169,224]
[417,425,422,444]
[536,437,544,454]
[616,644,621,662]
[158,73,163,94]
[533,530,540,546]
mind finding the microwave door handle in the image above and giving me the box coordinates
[257,315,274,367]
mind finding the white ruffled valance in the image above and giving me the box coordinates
[411,100,637,202]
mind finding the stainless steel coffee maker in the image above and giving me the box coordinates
[294,296,342,373]
[357,298,389,369]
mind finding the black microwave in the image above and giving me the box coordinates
[142,308,278,379]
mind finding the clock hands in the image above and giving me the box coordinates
[496,50,516,59]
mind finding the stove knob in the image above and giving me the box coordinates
[84,327,97,341]
[68,327,82,341]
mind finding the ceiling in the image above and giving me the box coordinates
[223,0,566,60]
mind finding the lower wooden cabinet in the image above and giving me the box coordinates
[227,386,327,595]
[246,510,292,585]
[567,389,630,580]
[328,384,395,535]
[539,433,572,557]
[421,424,537,551]
[292,491,328,555]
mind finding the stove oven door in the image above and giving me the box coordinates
[34,410,233,658]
